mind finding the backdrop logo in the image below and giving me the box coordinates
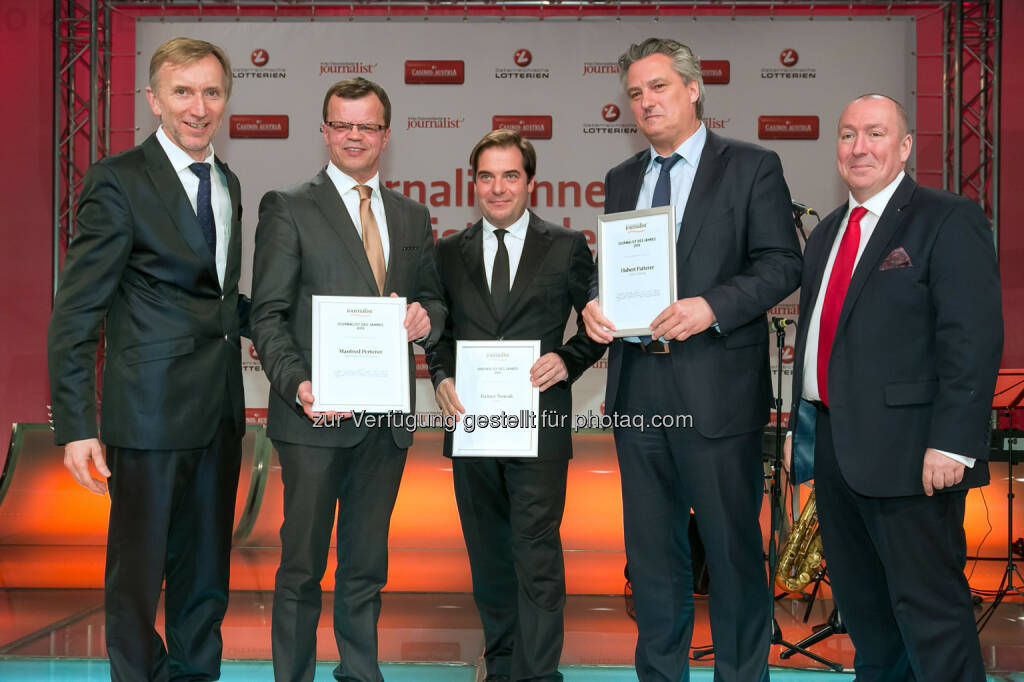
[496,50,549,80]
[700,60,730,84]
[757,115,819,140]
[762,49,815,80]
[250,48,269,67]
[404,60,465,84]
[582,61,619,76]
[407,115,465,130]
[234,49,285,80]
[492,115,552,139]
[702,116,731,130]
[320,61,377,76]
[229,115,289,139]
[583,105,635,135]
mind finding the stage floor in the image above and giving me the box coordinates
[2,588,1022,680]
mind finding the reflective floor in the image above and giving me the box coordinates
[2,588,1023,680]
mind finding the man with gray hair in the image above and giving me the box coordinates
[583,37,801,681]
[48,37,245,680]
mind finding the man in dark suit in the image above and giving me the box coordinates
[786,94,1001,682]
[582,38,802,681]
[426,130,605,682]
[251,77,445,682]
[47,38,245,681]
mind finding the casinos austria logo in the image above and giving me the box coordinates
[757,116,819,140]
[493,115,552,139]
[496,49,549,80]
[229,115,289,139]
[233,47,285,80]
[762,48,816,79]
[700,60,730,85]
[405,60,464,84]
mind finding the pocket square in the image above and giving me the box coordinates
[880,246,912,270]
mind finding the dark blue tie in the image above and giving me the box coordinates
[640,153,682,347]
[651,153,682,208]
[189,162,217,257]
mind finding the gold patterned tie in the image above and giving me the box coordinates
[356,185,386,294]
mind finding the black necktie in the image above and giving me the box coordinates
[189,162,217,257]
[651,153,682,208]
[491,228,510,317]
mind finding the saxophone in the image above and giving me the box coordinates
[775,487,824,592]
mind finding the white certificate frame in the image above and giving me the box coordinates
[597,206,678,337]
[311,295,410,413]
[452,340,540,458]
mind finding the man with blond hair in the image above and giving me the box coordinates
[48,37,245,680]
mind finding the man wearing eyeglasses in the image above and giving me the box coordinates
[251,77,445,682]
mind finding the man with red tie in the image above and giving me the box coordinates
[787,93,1002,681]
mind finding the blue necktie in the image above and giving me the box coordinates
[189,162,217,257]
[639,153,682,347]
[651,153,682,208]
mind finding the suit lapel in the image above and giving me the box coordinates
[216,156,241,290]
[675,131,728,266]
[623,151,649,213]
[308,169,379,294]
[380,188,404,294]
[459,221,496,321]
[503,213,553,320]
[836,176,916,333]
[142,134,219,285]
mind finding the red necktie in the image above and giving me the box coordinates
[817,206,867,405]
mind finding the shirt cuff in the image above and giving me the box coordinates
[934,449,976,468]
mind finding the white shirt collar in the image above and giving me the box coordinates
[483,208,531,240]
[849,170,905,218]
[156,125,214,171]
[646,123,707,174]
[326,161,381,197]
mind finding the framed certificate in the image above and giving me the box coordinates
[597,206,678,337]
[311,295,410,413]
[452,340,540,458]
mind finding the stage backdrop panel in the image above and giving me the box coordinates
[134,16,915,424]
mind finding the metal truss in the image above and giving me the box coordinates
[52,0,1002,295]
[944,0,1000,245]
[53,0,111,300]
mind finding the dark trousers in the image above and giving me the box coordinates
[105,416,242,682]
[813,410,985,682]
[613,345,770,682]
[452,457,568,682]
[271,428,407,682]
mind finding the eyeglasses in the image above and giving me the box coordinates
[323,120,387,134]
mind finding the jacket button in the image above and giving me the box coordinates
[220,294,225,301]
[224,334,229,341]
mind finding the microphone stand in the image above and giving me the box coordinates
[767,319,843,672]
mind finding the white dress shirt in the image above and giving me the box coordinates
[483,209,530,290]
[156,126,230,287]
[325,162,390,265]
[801,170,973,468]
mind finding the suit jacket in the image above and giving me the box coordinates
[426,212,606,459]
[789,175,1002,497]
[251,168,445,450]
[602,130,802,438]
[48,133,246,449]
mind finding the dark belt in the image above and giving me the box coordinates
[810,400,829,415]
[626,338,670,355]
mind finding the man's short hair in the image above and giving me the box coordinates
[852,92,911,137]
[469,129,537,182]
[618,37,706,120]
[322,77,392,128]
[149,37,233,99]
